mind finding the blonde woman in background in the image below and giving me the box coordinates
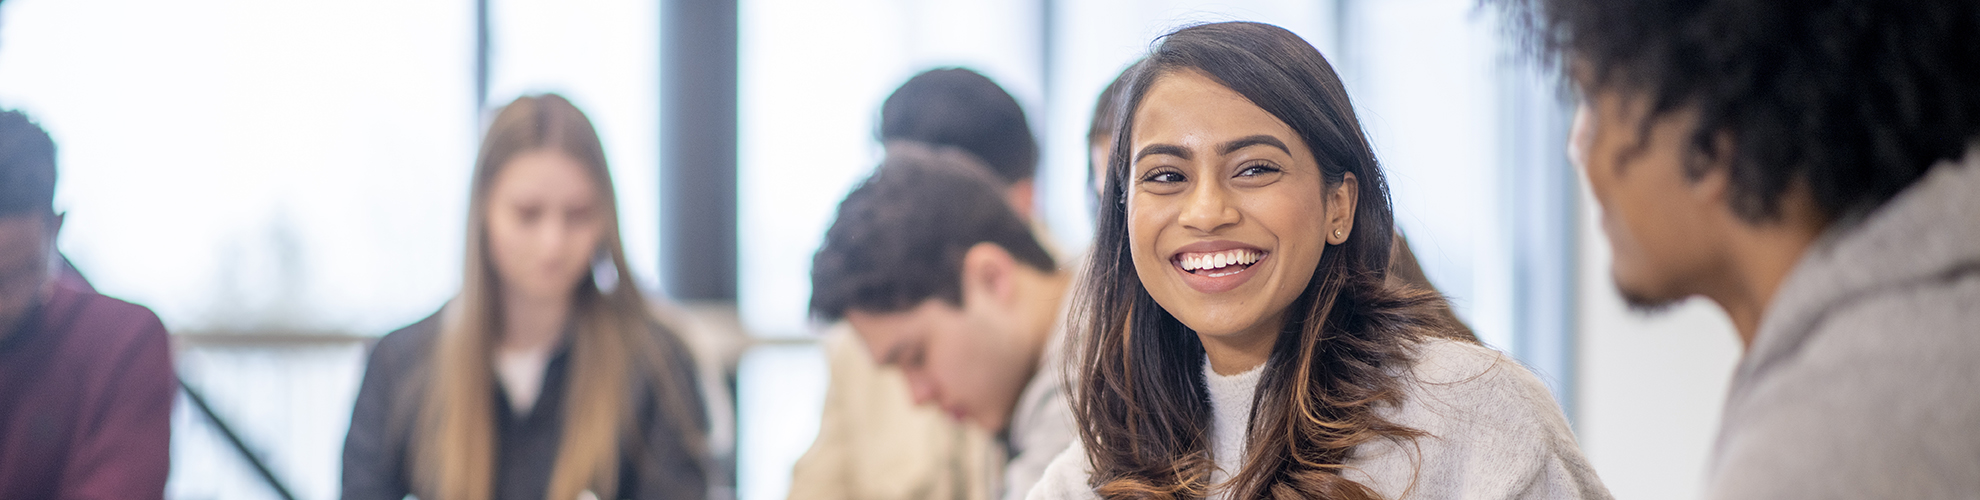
[342,94,708,500]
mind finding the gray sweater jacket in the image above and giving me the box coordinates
[1028,339,1611,500]
[1705,151,1980,498]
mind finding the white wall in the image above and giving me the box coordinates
[0,0,478,335]
[1573,188,1743,499]
[1335,0,1514,352]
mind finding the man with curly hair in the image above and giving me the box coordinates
[1501,0,1980,497]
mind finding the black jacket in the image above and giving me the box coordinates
[340,309,709,500]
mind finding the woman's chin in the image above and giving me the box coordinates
[1175,314,1267,341]
[1166,297,1295,343]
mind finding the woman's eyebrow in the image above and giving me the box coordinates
[1134,135,1288,163]
[1134,143,1190,163]
[1219,134,1290,156]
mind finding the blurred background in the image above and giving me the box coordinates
[0,0,1741,499]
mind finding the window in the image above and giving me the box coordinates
[0,0,667,496]
[1,1,474,496]
[0,0,477,337]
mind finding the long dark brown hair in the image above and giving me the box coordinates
[1072,22,1472,500]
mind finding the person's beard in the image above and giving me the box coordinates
[0,276,52,345]
[1618,284,1682,315]
[1614,268,1684,315]
[0,296,42,345]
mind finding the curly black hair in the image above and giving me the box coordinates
[1500,0,1980,222]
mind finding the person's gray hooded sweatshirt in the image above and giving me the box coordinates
[1705,149,1980,499]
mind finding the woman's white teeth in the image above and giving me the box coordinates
[1179,249,1260,271]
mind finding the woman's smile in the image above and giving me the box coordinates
[1169,241,1269,294]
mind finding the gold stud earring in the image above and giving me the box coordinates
[1334,229,1343,238]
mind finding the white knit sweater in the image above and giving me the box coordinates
[1026,338,1611,500]
[1202,359,1263,499]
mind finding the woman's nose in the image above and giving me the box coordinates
[1178,182,1240,233]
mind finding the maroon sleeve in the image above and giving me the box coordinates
[60,309,175,500]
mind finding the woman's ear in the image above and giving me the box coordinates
[1328,173,1359,245]
[960,242,1019,309]
[591,248,620,294]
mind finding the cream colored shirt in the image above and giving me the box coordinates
[788,325,996,500]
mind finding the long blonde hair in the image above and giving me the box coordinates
[414,94,703,500]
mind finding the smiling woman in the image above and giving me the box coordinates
[1027,22,1609,500]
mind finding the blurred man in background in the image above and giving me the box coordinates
[0,109,175,499]
[809,147,1075,500]
[789,67,1044,500]
[1507,0,1980,497]
[880,68,1041,221]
